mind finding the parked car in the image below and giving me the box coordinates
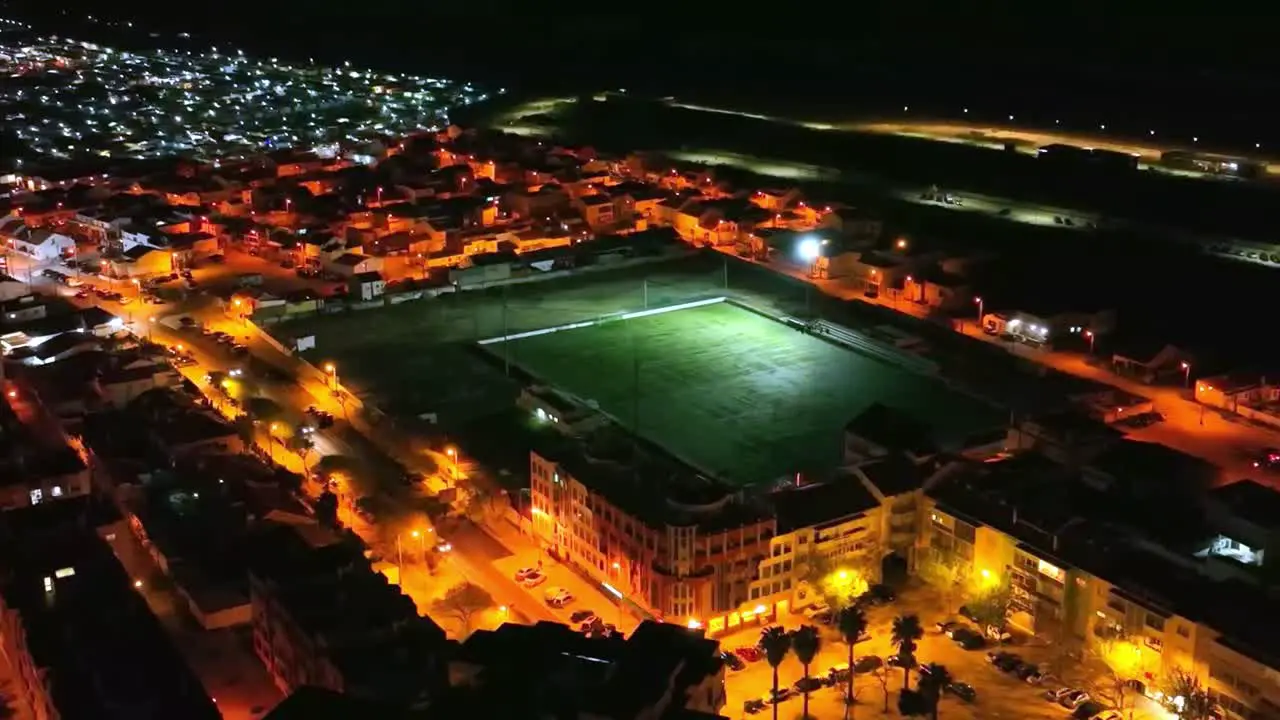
[853,655,883,674]
[935,620,959,634]
[987,650,1018,667]
[521,571,547,588]
[959,605,982,624]
[544,587,574,607]
[1044,687,1075,703]
[767,687,793,704]
[1072,701,1107,719]
[946,682,977,702]
[1091,711,1123,720]
[860,584,895,605]
[721,652,746,672]
[1015,664,1043,683]
[743,699,766,714]
[950,627,986,650]
[569,610,597,624]
[825,663,850,685]
[733,646,762,663]
[1059,690,1092,709]
[793,677,824,693]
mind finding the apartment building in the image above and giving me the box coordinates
[0,498,220,719]
[920,450,1280,719]
[529,439,776,631]
[529,427,935,638]
[248,523,450,707]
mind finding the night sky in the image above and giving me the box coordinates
[8,2,1279,145]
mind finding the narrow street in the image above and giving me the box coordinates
[99,520,281,720]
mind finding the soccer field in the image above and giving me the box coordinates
[500,301,999,485]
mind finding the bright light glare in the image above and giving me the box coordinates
[797,237,821,262]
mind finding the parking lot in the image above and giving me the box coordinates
[720,584,1174,720]
[488,525,640,638]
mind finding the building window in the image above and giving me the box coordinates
[51,485,64,497]
[29,489,43,505]
[1144,613,1165,632]
[1176,624,1190,638]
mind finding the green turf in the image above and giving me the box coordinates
[501,301,1000,486]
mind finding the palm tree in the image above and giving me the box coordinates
[759,625,792,720]
[791,625,821,720]
[836,605,868,719]
[891,614,924,690]
[917,663,953,720]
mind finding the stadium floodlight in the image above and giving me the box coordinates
[797,236,823,262]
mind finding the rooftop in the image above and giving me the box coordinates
[248,523,449,705]
[450,619,721,718]
[0,499,220,720]
[770,475,880,533]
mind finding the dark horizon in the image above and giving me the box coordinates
[8,2,1280,151]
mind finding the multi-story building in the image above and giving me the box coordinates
[529,425,936,637]
[0,498,220,719]
[530,437,776,632]
[920,448,1280,719]
[248,523,450,707]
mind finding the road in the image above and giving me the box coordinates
[721,584,1175,720]
[101,519,281,720]
[725,248,1273,489]
[2,245,641,642]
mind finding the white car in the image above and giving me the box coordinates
[514,567,539,581]
[545,587,574,607]
[1091,711,1123,720]
[521,571,547,588]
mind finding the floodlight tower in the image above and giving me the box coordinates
[797,236,827,279]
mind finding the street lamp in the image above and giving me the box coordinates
[323,361,338,389]
[446,446,458,485]
[1181,361,1191,388]
[973,295,984,321]
[1083,329,1096,355]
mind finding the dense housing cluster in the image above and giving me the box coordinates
[0,18,487,163]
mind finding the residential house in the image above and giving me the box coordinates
[108,244,174,278]
[350,271,386,302]
[573,193,615,230]
[1111,339,1193,385]
[3,225,76,262]
[609,181,668,224]
[750,188,802,212]
[820,206,884,241]
[505,185,569,219]
[323,253,382,278]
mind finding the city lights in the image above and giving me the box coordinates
[0,23,492,162]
